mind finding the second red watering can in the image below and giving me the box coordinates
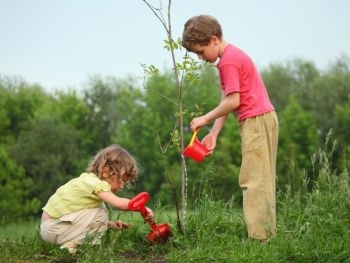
[128,192,172,243]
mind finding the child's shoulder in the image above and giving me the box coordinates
[79,172,111,192]
[80,172,101,184]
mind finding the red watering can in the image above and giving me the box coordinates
[182,131,209,163]
[128,192,172,243]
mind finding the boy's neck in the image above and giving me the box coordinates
[218,39,228,58]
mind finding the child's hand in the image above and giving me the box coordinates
[145,207,154,220]
[108,220,130,230]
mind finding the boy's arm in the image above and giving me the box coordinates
[190,92,239,132]
[210,115,227,137]
[205,92,239,122]
[201,115,227,154]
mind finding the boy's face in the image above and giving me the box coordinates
[190,36,220,64]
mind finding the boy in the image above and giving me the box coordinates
[182,15,278,241]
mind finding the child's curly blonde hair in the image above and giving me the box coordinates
[87,144,139,188]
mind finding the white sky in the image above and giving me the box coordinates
[1,0,349,91]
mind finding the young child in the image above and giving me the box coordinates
[182,15,278,241]
[40,144,153,253]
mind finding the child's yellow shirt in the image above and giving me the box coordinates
[43,172,110,218]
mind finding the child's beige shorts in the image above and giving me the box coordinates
[40,207,108,247]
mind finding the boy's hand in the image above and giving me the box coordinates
[190,116,209,131]
[201,133,217,155]
[108,220,130,230]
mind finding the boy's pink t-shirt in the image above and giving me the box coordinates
[217,44,274,121]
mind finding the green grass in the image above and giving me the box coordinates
[1,181,350,263]
[1,149,350,263]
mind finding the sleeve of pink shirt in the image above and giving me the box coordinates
[218,64,241,96]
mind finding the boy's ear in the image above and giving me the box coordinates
[211,35,220,44]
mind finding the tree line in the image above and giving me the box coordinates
[1,56,349,224]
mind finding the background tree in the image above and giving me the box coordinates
[307,55,350,140]
[0,145,40,223]
[11,116,81,205]
[0,80,46,144]
[334,94,350,172]
[82,76,123,152]
[277,96,318,193]
[261,58,320,113]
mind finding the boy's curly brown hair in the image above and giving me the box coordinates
[182,15,223,51]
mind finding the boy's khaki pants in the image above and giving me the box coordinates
[40,207,108,250]
[239,111,278,240]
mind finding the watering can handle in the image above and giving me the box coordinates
[133,197,157,229]
[189,131,198,146]
[128,192,155,224]
[139,206,148,218]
